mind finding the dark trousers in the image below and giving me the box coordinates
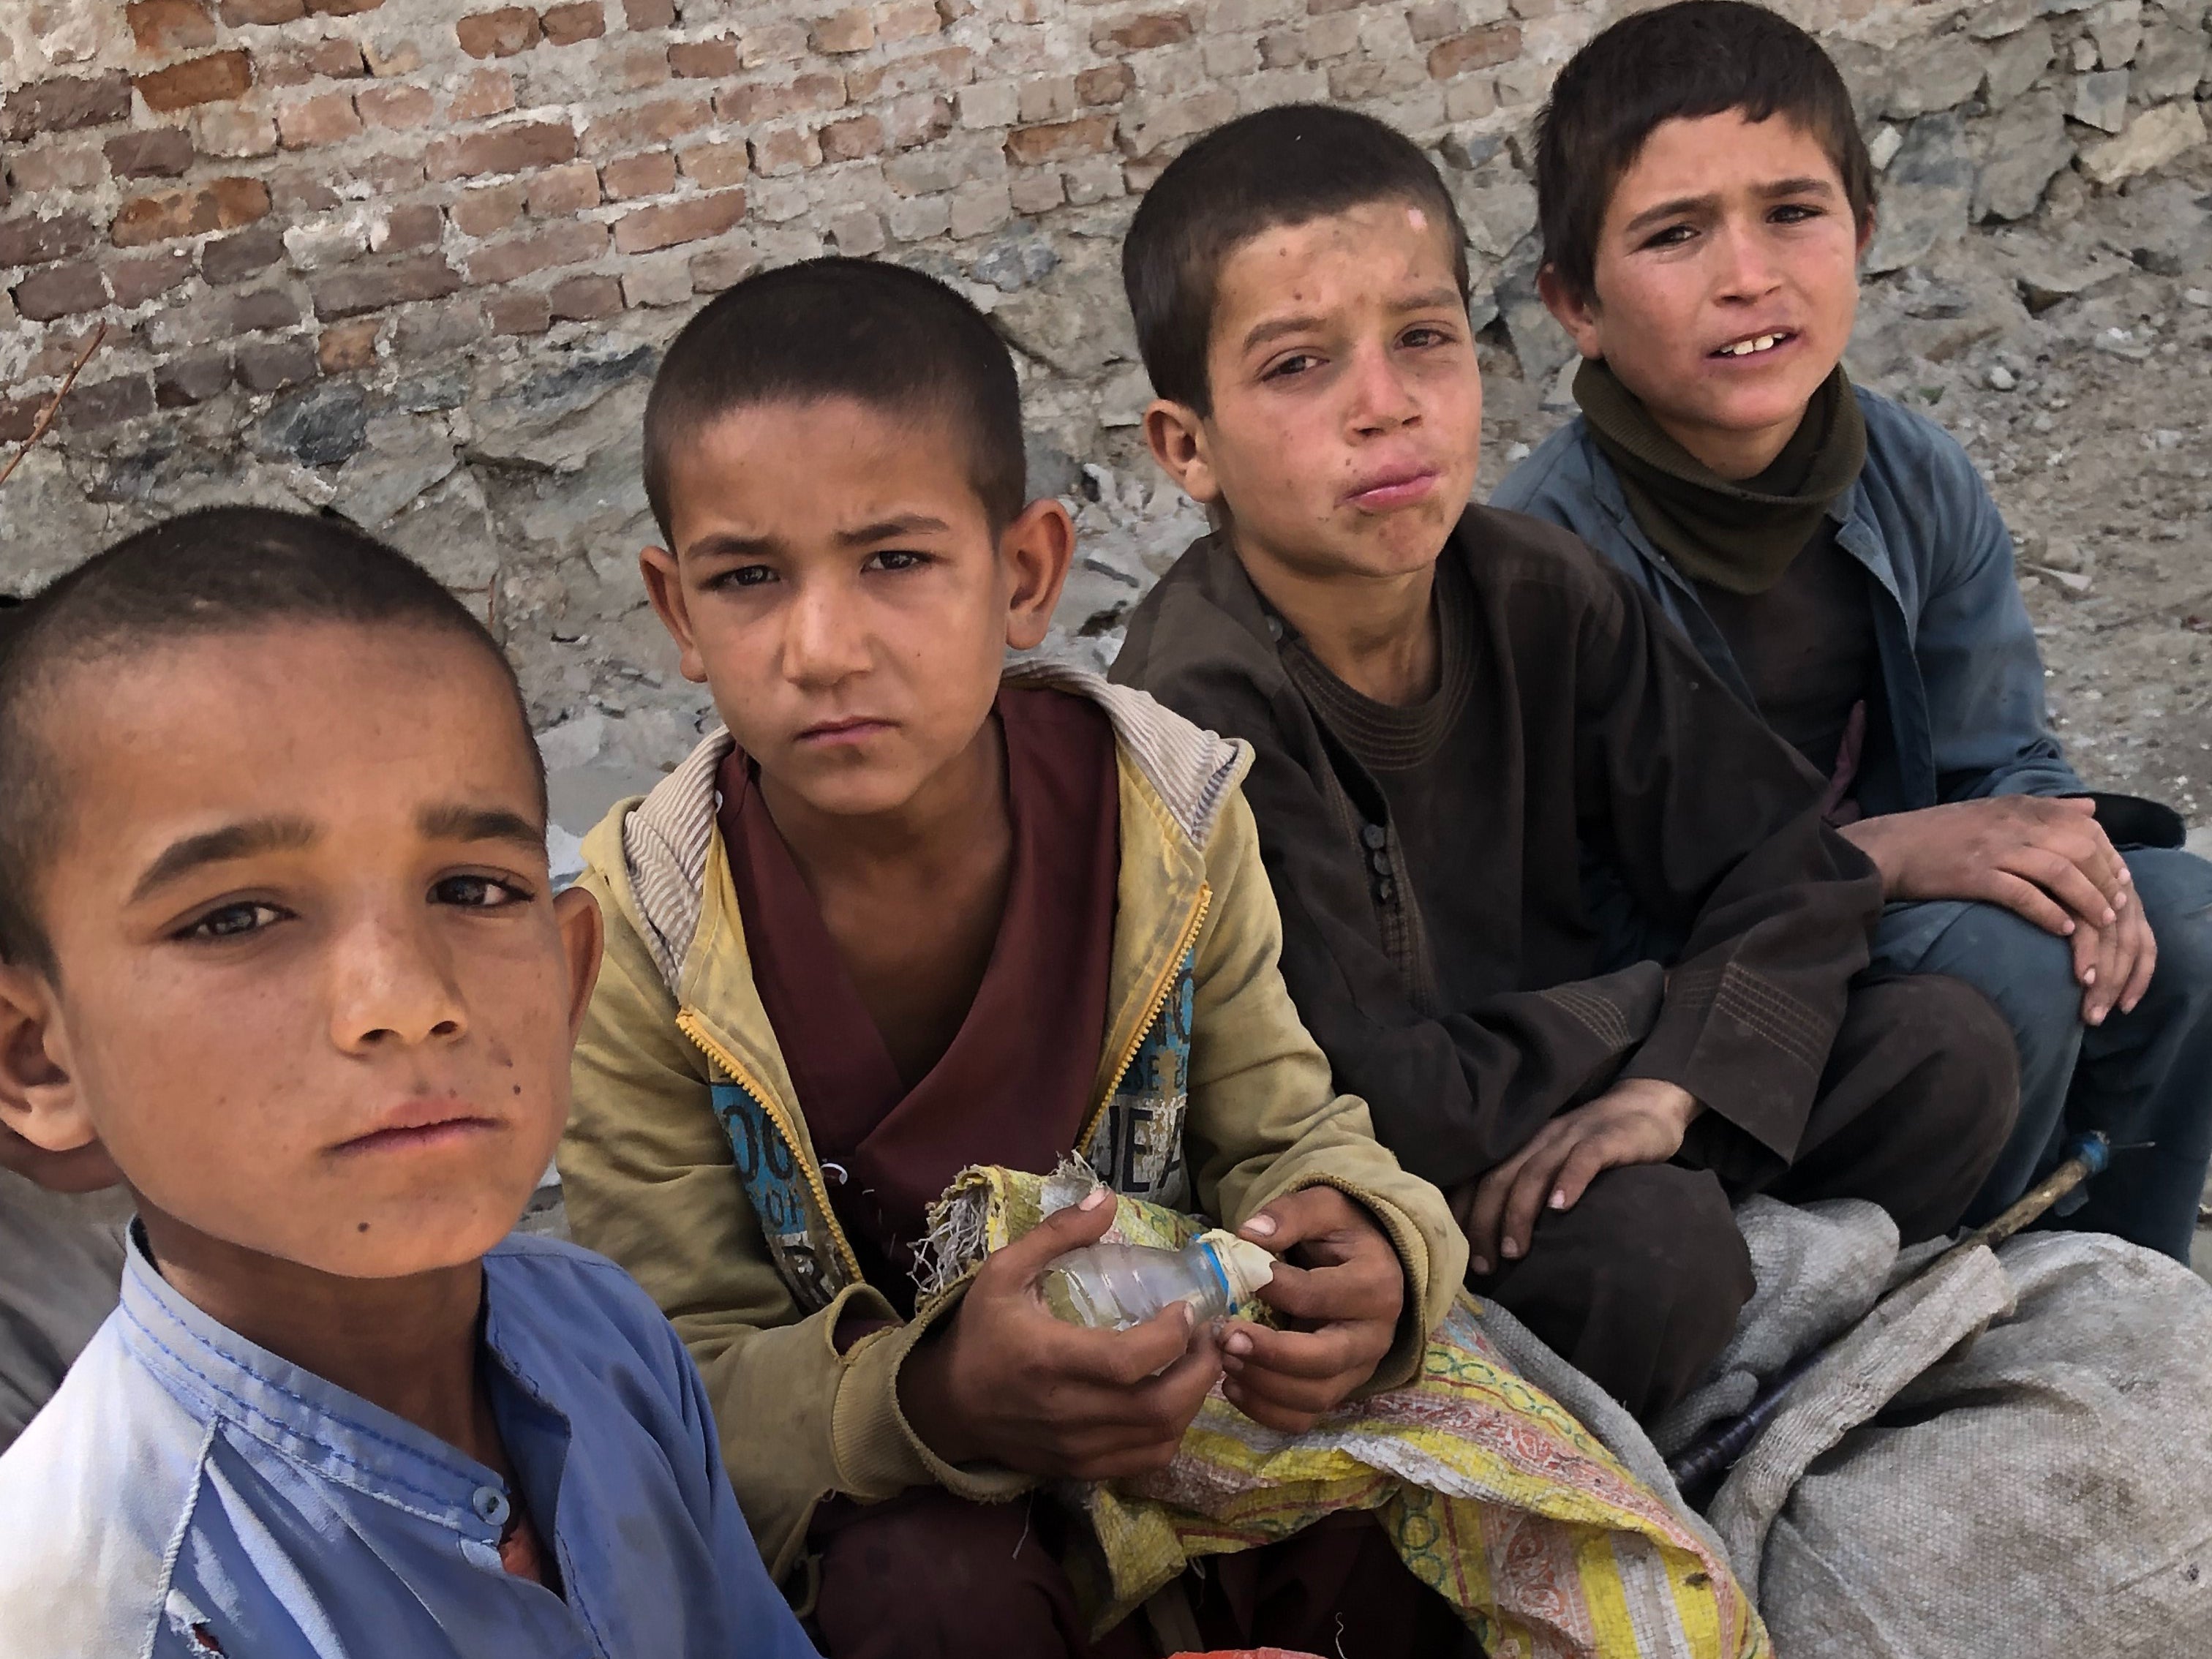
[805,1486,1468,1658]
[1470,973,2019,1422]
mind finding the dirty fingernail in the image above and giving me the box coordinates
[1226,1331,1252,1356]
[1502,1238,1521,1260]
[1241,1214,1278,1238]
[1549,1189,1568,1211]
[1079,1186,1110,1211]
[1470,1257,1491,1276]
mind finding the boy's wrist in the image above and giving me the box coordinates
[895,1322,979,1466]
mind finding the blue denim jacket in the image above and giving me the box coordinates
[0,1226,819,1659]
[1492,384,2083,819]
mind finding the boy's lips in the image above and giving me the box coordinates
[1709,327,1799,361]
[332,1099,500,1157]
[795,715,895,748]
[1344,467,1441,511]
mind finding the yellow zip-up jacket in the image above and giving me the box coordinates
[559,662,1465,1580]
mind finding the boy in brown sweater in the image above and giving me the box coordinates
[1112,105,2019,1421]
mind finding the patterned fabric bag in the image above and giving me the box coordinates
[918,1164,1769,1659]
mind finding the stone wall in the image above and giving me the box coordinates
[3,0,2209,784]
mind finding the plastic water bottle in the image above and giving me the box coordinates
[1042,1228,1276,1331]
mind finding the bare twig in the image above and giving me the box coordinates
[0,323,108,493]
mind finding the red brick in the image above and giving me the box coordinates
[363,39,421,75]
[621,257,691,307]
[881,91,952,151]
[358,83,434,128]
[464,218,607,282]
[1091,12,1192,52]
[817,113,882,162]
[127,0,217,53]
[12,261,110,320]
[485,289,552,334]
[218,0,304,20]
[601,150,677,198]
[236,335,320,391]
[276,91,363,148]
[424,119,577,181]
[450,182,527,237]
[812,7,874,53]
[543,1,606,44]
[7,143,107,194]
[392,298,482,356]
[688,238,756,291]
[200,221,284,282]
[105,129,195,178]
[457,7,541,58]
[669,37,740,77]
[61,376,157,429]
[714,72,846,125]
[107,247,195,305]
[112,176,272,247]
[309,252,462,318]
[375,203,443,252]
[317,317,378,372]
[1076,62,1134,105]
[0,211,99,268]
[846,47,970,101]
[156,353,234,406]
[219,285,301,331]
[24,325,116,379]
[264,166,339,211]
[307,0,385,13]
[135,50,255,113]
[1004,114,1114,165]
[878,0,941,42]
[548,272,622,319]
[612,189,744,253]
[748,125,816,175]
[622,0,673,24]
[447,67,516,120]
[1,73,136,141]
[527,162,601,214]
[257,37,366,85]
[1427,23,1520,78]
[582,96,710,154]
[678,140,749,187]
[604,40,672,89]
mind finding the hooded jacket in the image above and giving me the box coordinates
[558,661,1464,1579]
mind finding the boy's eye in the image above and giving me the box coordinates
[708,563,776,591]
[1262,352,1321,381]
[1640,224,1696,250]
[1770,203,1822,224]
[1400,325,1455,349]
[432,874,532,910]
[178,901,287,942]
[865,549,928,573]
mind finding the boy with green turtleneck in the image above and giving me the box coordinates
[1496,0,2212,1263]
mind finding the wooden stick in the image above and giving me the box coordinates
[0,323,108,493]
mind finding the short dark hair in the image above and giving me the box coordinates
[1123,104,1472,418]
[641,257,1027,546]
[0,505,542,977]
[1535,0,1876,308]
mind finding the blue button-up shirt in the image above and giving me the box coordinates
[0,1226,820,1659]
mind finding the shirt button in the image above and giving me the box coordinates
[1370,849,1392,876]
[1376,878,1397,904]
[472,1486,511,1528]
[1265,615,1284,642]
[1361,824,1387,850]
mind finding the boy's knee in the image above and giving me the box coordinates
[1861,974,2020,1154]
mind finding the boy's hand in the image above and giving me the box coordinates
[1841,797,2133,941]
[0,1122,121,1193]
[1219,1186,1404,1433]
[898,1185,1222,1480]
[2070,899,2158,1026]
[1455,1078,1699,1277]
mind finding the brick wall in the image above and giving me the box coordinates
[2,0,2208,774]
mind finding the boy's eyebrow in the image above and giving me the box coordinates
[1241,286,1466,354]
[832,514,952,546]
[1622,177,1840,236]
[131,816,320,901]
[418,802,548,851]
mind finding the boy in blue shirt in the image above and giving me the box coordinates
[1496,0,2212,1259]
[0,507,819,1659]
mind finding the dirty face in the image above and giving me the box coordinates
[643,397,1069,822]
[1171,199,1482,585]
[1546,110,1869,478]
[0,624,598,1280]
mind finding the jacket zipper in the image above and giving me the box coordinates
[1075,885,1211,1156]
[676,1009,866,1286]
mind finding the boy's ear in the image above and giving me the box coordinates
[638,545,711,685]
[0,966,116,1194]
[1143,399,1223,509]
[1537,263,1605,362]
[1855,206,1877,263]
[1000,496,1076,654]
[552,884,605,1042]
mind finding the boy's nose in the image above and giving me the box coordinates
[329,912,469,1052]
[1347,347,1420,433]
[1711,215,1784,301]
[781,580,870,686]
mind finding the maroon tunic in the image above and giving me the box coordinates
[719,685,1122,1313]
